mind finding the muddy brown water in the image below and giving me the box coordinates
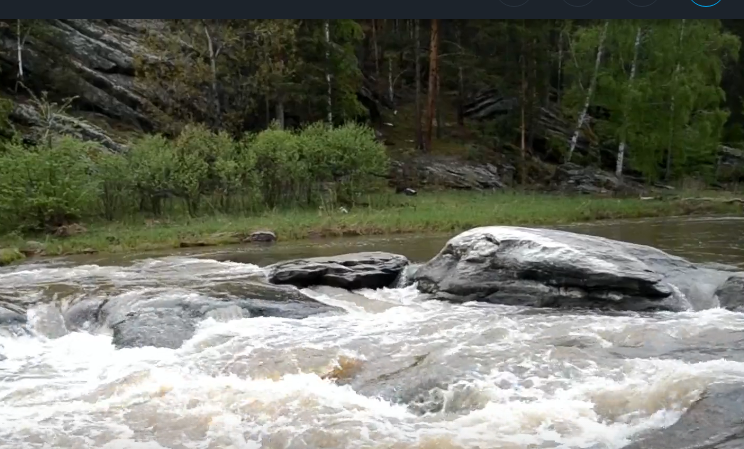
[1,216,744,449]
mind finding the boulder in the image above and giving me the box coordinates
[267,252,409,290]
[103,280,342,349]
[716,274,744,311]
[246,230,277,243]
[411,226,741,312]
[623,383,744,449]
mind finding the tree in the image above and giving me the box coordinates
[414,19,423,149]
[567,20,608,163]
[424,19,440,152]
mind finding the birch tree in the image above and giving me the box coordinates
[616,26,643,177]
[566,20,608,163]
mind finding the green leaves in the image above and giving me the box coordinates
[0,122,389,232]
[563,19,740,181]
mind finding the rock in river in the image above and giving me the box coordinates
[103,280,342,350]
[411,226,744,312]
[623,383,744,449]
[267,252,409,290]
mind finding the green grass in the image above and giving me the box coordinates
[0,190,742,259]
[0,248,24,266]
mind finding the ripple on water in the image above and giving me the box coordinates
[2,255,744,448]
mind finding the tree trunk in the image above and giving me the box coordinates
[325,20,333,125]
[424,19,440,152]
[665,19,687,181]
[371,19,380,77]
[275,98,285,130]
[436,70,442,139]
[566,20,608,163]
[557,25,564,106]
[201,20,221,126]
[16,20,23,82]
[414,19,423,150]
[520,41,528,185]
[388,55,395,105]
[616,26,643,178]
[456,22,465,126]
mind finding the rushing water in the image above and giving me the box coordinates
[2,216,744,449]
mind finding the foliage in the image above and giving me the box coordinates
[0,123,388,234]
[0,136,101,231]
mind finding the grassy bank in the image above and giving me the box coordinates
[1,191,742,262]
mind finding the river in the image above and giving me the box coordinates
[2,216,744,449]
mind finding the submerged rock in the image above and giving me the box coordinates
[411,226,742,312]
[105,280,341,349]
[267,252,409,290]
[624,383,744,449]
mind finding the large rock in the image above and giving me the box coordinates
[550,162,643,196]
[623,383,744,449]
[103,280,341,349]
[411,226,742,312]
[716,274,744,311]
[390,156,513,190]
[267,252,409,290]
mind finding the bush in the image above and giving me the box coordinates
[0,137,101,232]
[0,121,390,233]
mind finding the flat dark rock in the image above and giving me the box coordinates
[266,252,409,290]
[624,383,744,449]
[411,226,743,312]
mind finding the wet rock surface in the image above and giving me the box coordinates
[104,280,342,349]
[267,252,409,290]
[624,383,744,449]
[412,226,743,312]
[716,274,744,311]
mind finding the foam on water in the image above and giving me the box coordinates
[3,258,744,448]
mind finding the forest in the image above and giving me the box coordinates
[0,19,743,249]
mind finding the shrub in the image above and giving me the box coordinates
[0,121,391,231]
[0,137,101,232]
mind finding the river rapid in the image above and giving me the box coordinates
[2,217,744,449]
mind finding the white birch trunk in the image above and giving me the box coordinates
[16,20,24,81]
[557,28,564,106]
[567,20,609,163]
[616,26,643,177]
[202,21,220,124]
[325,20,333,125]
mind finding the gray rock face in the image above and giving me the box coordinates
[551,163,643,196]
[391,156,513,191]
[624,383,744,449]
[411,226,741,312]
[1,20,160,134]
[267,252,410,290]
[106,280,341,349]
[716,274,744,311]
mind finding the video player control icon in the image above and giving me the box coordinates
[499,0,530,6]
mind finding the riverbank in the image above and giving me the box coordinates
[0,191,742,263]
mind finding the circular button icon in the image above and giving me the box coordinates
[564,0,593,6]
[499,0,530,6]
[691,0,721,6]
[627,0,657,6]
